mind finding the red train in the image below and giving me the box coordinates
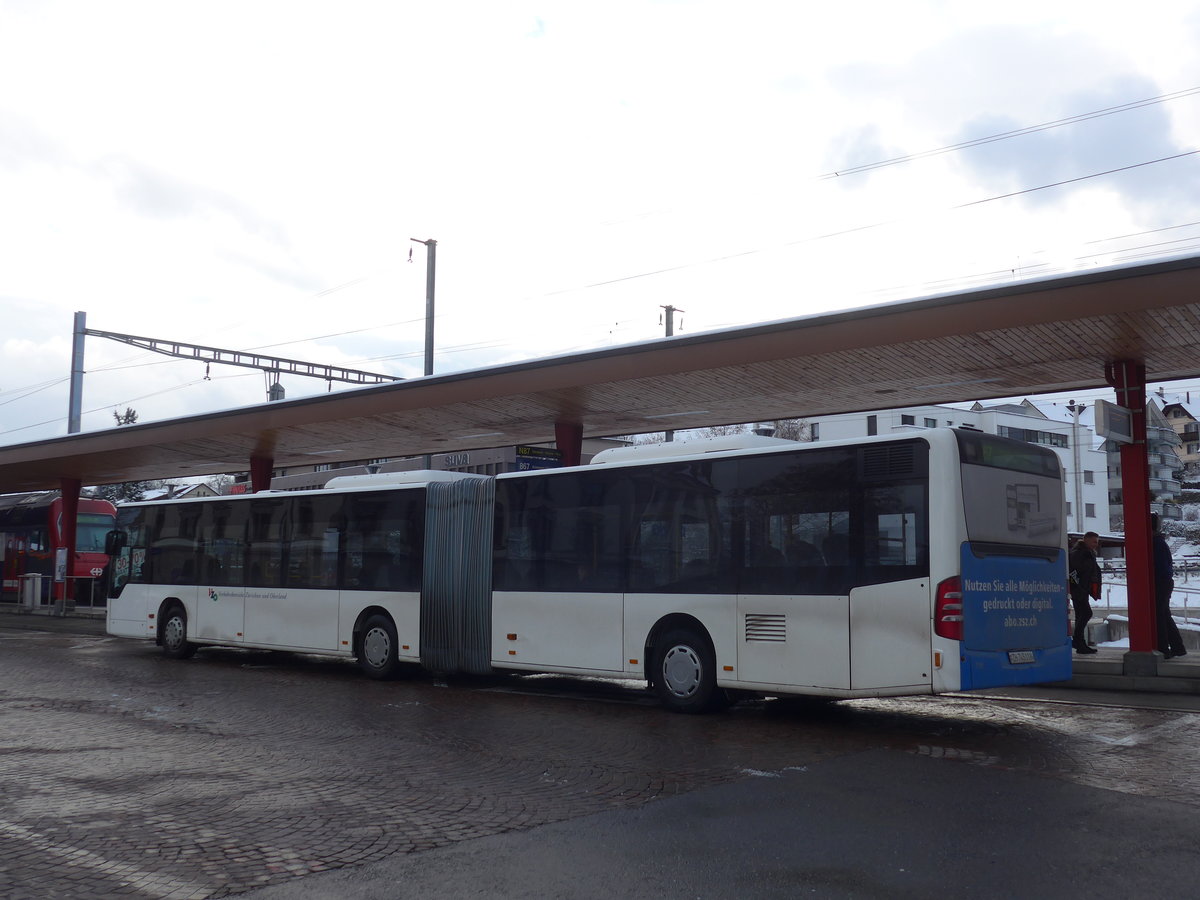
[0,492,118,605]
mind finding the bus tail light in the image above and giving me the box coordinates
[935,577,963,641]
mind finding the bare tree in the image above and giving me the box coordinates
[766,418,814,441]
[86,408,159,502]
[206,473,236,495]
[698,423,750,438]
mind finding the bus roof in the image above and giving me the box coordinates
[323,470,486,490]
[588,434,799,465]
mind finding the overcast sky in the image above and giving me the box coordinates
[3,0,1200,445]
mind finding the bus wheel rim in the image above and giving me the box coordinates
[662,644,702,697]
[164,616,184,649]
[363,627,390,669]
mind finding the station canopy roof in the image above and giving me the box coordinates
[4,254,1200,492]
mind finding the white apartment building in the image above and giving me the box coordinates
[804,400,1111,535]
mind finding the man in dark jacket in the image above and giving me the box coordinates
[1151,513,1187,659]
[1069,532,1101,654]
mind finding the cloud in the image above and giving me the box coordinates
[216,250,325,295]
[820,123,906,186]
[93,156,292,244]
[951,76,1200,221]
[0,111,66,170]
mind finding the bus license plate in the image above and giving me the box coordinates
[1007,650,1036,665]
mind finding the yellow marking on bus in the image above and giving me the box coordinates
[934,651,943,669]
[402,645,410,650]
[629,659,638,665]
[508,650,517,656]
[723,666,734,672]
[506,633,517,641]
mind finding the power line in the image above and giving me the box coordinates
[819,85,1200,180]
[953,150,1200,209]
[538,149,1200,300]
[0,377,70,407]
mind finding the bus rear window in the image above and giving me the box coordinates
[956,431,1064,548]
[955,430,1061,478]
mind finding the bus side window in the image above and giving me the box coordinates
[286,496,342,589]
[247,499,286,587]
[342,491,424,592]
[737,450,854,595]
[863,483,928,575]
[629,462,727,593]
[198,502,247,587]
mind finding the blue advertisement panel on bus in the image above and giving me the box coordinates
[959,545,1072,689]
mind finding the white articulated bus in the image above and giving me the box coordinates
[106,429,1072,712]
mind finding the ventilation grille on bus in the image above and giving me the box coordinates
[863,443,917,478]
[744,614,787,642]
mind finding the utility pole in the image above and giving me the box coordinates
[411,238,437,377]
[68,311,87,434]
[1067,399,1086,533]
[660,304,682,338]
[411,238,437,468]
[660,305,684,442]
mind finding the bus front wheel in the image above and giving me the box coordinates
[358,614,400,680]
[161,605,197,660]
[653,627,724,713]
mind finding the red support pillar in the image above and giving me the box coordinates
[555,421,583,468]
[250,456,274,493]
[1105,361,1157,665]
[58,477,81,610]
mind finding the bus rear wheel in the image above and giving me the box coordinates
[358,614,400,680]
[653,626,724,713]
[161,605,196,660]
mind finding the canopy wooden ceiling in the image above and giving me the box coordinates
[4,254,1200,492]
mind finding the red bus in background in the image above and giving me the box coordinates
[0,492,118,606]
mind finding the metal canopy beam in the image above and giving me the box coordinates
[85,329,402,386]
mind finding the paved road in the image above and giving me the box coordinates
[2,616,1200,898]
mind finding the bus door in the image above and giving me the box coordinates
[195,502,248,644]
[849,491,933,691]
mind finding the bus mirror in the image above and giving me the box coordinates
[105,530,126,555]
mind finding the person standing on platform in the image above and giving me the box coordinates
[1151,513,1187,660]
[1069,531,1101,654]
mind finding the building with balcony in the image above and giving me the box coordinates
[1103,399,1183,525]
[1158,392,1200,485]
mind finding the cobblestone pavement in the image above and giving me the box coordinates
[2,624,1200,899]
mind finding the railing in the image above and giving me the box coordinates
[10,575,103,614]
[68,576,104,610]
[1095,564,1198,623]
